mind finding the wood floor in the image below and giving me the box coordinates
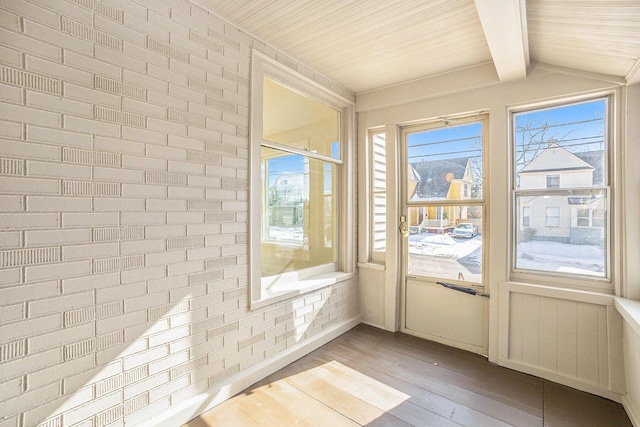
[183,324,632,427]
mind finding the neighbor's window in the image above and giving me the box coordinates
[512,97,609,281]
[250,51,352,307]
[546,174,560,188]
[545,207,560,227]
[522,206,531,227]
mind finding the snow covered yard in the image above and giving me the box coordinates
[408,232,481,259]
[516,240,605,277]
[407,232,604,279]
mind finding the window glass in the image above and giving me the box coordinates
[407,205,482,283]
[250,52,351,307]
[263,77,340,160]
[260,146,337,277]
[406,122,483,201]
[513,98,608,281]
[514,99,605,191]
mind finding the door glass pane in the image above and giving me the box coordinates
[263,77,341,159]
[261,146,337,277]
[407,205,482,283]
[515,189,607,278]
[406,122,483,201]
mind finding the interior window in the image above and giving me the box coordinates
[250,52,352,307]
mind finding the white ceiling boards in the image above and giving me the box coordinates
[193,0,640,93]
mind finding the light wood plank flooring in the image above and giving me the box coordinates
[183,324,632,427]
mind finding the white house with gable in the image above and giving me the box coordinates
[518,143,605,245]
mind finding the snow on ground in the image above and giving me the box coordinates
[408,232,481,259]
[408,232,604,277]
[516,240,605,276]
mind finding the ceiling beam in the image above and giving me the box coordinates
[474,0,529,82]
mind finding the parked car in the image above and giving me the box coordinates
[452,223,478,238]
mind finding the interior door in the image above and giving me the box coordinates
[400,115,489,355]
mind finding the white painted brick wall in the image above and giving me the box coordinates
[0,1,358,426]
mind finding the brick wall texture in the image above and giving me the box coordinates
[0,1,359,426]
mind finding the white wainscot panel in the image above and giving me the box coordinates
[616,297,640,426]
[358,264,386,328]
[499,282,625,401]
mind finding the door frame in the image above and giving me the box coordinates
[398,113,490,355]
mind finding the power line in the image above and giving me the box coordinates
[408,135,604,162]
[515,117,604,132]
[408,134,481,149]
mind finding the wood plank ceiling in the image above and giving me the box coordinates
[192,0,640,94]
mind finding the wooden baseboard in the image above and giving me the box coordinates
[145,315,362,427]
[623,395,640,427]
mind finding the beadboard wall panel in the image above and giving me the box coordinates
[498,282,625,401]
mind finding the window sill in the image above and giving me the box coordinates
[615,297,640,337]
[357,262,385,271]
[251,271,355,310]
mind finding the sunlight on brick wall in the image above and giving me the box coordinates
[0,1,358,425]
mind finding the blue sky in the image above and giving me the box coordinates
[514,99,605,148]
[514,98,606,170]
[265,99,606,190]
[405,98,605,168]
[265,142,339,191]
[407,122,483,164]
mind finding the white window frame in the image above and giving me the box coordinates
[249,50,355,309]
[510,94,614,290]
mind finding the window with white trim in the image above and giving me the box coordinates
[546,174,560,188]
[250,51,353,307]
[512,97,610,282]
[522,206,531,227]
[545,207,560,227]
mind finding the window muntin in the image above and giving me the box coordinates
[512,98,609,282]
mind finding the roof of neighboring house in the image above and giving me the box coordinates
[574,150,604,186]
[411,157,470,199]
[519,144,604,186]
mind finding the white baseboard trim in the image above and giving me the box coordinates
[144,315,362,427]
[623,395,640,427]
